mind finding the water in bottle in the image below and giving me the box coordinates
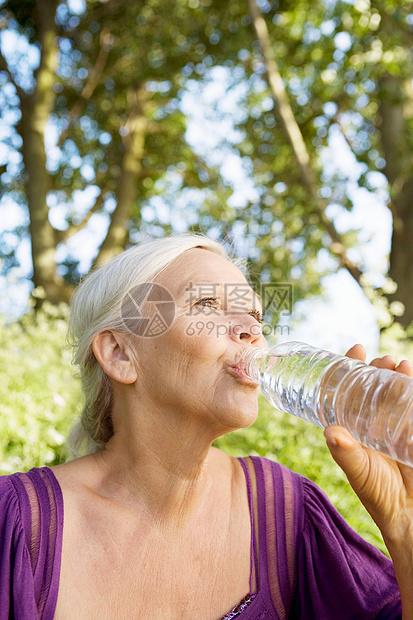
[239,341,413,467]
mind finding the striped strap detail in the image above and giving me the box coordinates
[18,472,41,575]
[244,457,296,620]
[243,456,260,593]
[15,469,59,619]
[281,466,295,595]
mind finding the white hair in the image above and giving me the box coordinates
[66,232,238,457]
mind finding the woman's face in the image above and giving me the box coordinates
[129,248,269,436]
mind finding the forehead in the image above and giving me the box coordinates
[158,248,251,296]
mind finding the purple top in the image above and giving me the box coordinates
[0,456,402,619]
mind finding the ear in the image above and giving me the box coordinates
[92,331,138,385]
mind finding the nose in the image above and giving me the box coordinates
[229,316,263,346]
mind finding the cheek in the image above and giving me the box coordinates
[137,316,230,382]
[181,322,229,362]
[180,313,233,345]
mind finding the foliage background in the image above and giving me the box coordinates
[3,304,413,557]
[0,306,81,474]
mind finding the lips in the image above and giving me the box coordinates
[230,350,250,375]
[226,361,259,387]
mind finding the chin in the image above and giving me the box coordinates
[219,398,259,431]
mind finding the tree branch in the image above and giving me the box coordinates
[247,0,364,286]
[54,189,107,244]
[0,46,26,102]
[333,114,361,161]
[93,84,150,268]
[57,27,113,148]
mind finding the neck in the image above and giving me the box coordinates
[93,395,228,529]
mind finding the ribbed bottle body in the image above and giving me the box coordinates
[324,363,413,463]
[240,341,413,467]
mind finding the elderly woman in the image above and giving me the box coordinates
[1,232,412,619]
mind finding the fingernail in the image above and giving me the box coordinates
[324,429,338,447]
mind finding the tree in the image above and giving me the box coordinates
[204,0,413,327]
[0,0,225,303]
[2,0,413,330]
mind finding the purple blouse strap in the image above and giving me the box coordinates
[11,467,64,620]
[237,457,258,596]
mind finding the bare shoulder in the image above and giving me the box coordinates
[49,454,101,494]
[209,447,246,495]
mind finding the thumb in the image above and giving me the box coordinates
[324,426,369,489]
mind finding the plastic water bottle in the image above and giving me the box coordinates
[239,341,413,467]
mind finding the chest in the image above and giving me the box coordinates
[53,491,255,620]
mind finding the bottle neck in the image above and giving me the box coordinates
[239,347,269,382]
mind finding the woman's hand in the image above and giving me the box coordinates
[325,344,413,616]
[324,344,413,546]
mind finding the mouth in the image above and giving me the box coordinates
[227,364,259,387]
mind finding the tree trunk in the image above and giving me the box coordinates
[378,72,413,329]
[20,0,69,304]
[375,11,413,329]
[387,178,413,328]
[21,100,66,304]
[94,85,149,268]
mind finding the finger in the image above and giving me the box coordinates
[345,344,366,362]
[324,426,369,489]
[394,359,413,377]
[369,355,397,370]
